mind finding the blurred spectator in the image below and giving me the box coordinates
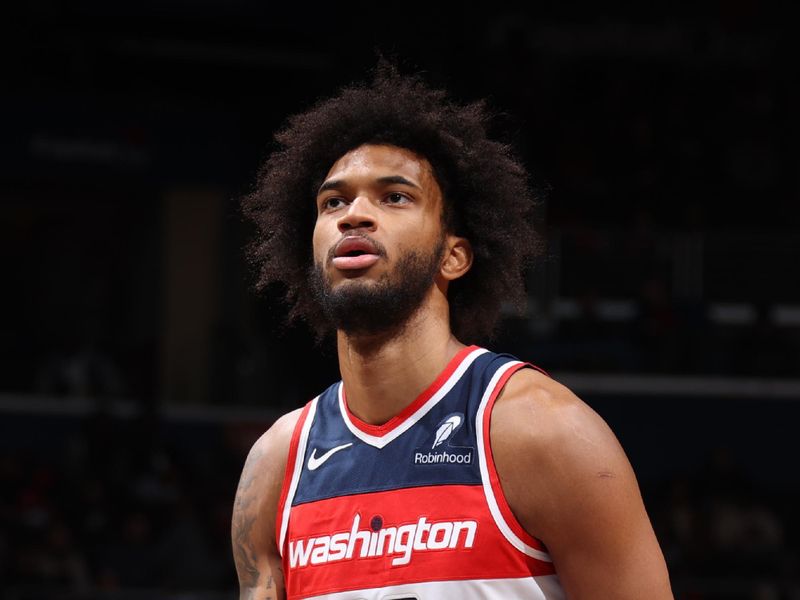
[700,447,785,578]
[34,316,127,400]
[98,511,158,588]
[154,492,226,589]
[34,521,90,591]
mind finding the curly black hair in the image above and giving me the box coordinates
[241,62,544,343]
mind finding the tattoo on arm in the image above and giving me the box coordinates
[240,591,275,600]
[232,446,266,589]
[239,576,278,600]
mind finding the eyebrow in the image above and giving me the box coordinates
[317,175,421,196]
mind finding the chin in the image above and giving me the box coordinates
[329,278,382,299]
[332,270,384,285]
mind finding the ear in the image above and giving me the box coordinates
[440,235,473,281]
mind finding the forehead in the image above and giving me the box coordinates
[324,144,436,186]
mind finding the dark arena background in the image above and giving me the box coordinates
[1,2,799,599]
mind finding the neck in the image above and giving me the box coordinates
[336,291,466,425]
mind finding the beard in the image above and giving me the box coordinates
[310,236,445,337]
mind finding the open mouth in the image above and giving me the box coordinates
[332,236,382,270]
[334,235,381,259]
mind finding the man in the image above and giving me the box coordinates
[233,63,673,599]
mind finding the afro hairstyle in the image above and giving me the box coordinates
[241,62,544,343]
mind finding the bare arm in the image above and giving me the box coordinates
[492,369,673,599]
[232,409,302,600]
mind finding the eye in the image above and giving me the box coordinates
[321,197,346,211]
[384,192,411,205]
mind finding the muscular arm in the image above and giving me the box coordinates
[232,409,302,600]
[492,369,673,599]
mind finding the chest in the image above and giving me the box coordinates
[293,386,484,506]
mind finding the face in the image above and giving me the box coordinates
[310,144,449,335]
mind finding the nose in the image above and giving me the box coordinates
[337,196,377,233]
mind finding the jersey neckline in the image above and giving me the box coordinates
[339,345,484,448]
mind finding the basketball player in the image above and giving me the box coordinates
[232,64,673,599]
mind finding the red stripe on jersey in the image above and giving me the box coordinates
[482,363,550,552]
[275,400,314,551]
[341,345,479,437]
[284,485,554,598]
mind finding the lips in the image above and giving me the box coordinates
[331,235,382,270]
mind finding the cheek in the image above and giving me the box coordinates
[416,213,445,247]
[311,222,327,264]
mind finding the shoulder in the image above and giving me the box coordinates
[492,366,619,457]
[239,406,305,514]
[490,367,636,542]
[488,366,673,597]
[233,407,305,545]
[247,407,305,473]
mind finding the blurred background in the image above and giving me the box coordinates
[1,1,799,599]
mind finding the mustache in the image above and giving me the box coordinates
[327,232,388,264]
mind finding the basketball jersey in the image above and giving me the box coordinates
[276,345,565,599]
